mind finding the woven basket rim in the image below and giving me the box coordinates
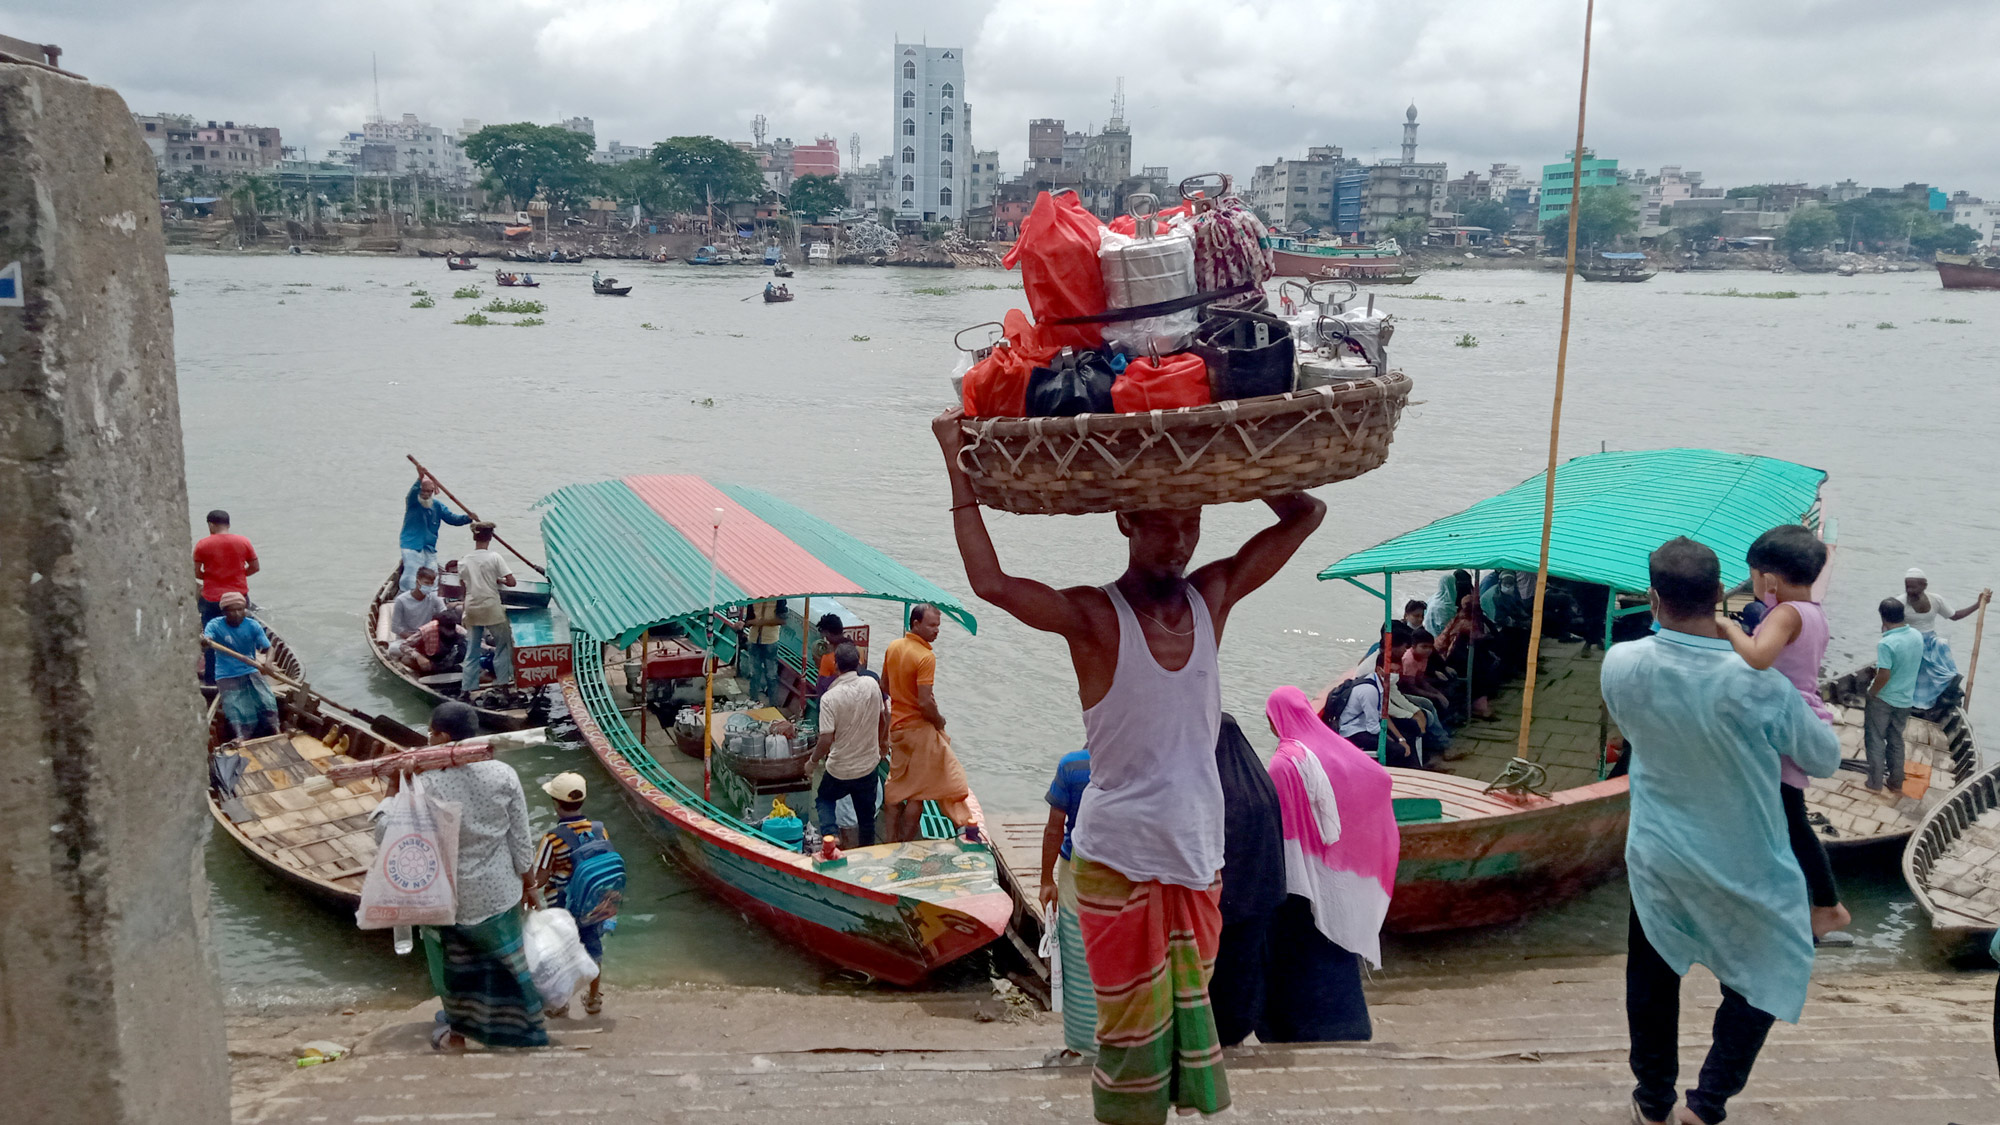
[959,370,1411,435]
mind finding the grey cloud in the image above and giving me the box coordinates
[6,0,1996,193]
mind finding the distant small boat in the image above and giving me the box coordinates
[494,269,539,288]
[445,255,478,271]
[762,288,794,303]
[772,265,794,278]
[1936,253,2000,290]
[594,278,632,296]
[1578,251,1657,283]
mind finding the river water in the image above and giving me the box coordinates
[169,255,2000,1008]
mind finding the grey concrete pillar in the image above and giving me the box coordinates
[0,61,230,1123]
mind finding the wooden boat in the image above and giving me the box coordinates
[541,474,1017,985]
[445,255,477,271]
[1903,755,2000,961]
[762,288,794,303]
[494,269,539,288]
[593,279,632,296]
[772,265,794,278]
[1578,251,1658,282]
[1263,234,1422,284]
[205,683,412,908]
[1805,669,1977,853]
[364,566,558,732]
[1935,253,2000,290]
[1320,449,1835,931]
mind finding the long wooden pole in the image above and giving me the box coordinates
[1516,0,1596,764]
[1964,591,1991,706]
[405,454,547,575]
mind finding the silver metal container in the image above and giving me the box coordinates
[1100,226,1197,356]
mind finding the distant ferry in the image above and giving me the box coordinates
[1261,235,1421,285]
[1936,252,2000,291]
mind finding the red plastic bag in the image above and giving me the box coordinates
[1111,353,1210,413]
[1107,201,1196,238]
[1001,191,1106,350]
[962,309,1059,418]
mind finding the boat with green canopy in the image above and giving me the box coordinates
[1316,448,1973,931]
[538,474,1017,985]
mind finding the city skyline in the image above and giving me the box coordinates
[8,0,2000,198]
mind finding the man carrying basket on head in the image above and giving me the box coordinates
[931,412,1325,1125]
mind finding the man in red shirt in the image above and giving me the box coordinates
[193,509,259,684]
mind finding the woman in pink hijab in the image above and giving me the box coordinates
[1260,684,1400,1041]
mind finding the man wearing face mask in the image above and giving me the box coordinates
[931,411,1324,1125]
[400,473,473,592]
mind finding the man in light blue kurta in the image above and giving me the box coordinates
[1600,537,1841,1125]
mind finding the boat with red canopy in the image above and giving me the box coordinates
[539,474,1024,985]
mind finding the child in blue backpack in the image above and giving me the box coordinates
[534,772,624,1016]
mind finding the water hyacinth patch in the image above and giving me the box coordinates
[483,298,546,315]
[453,286,481,300]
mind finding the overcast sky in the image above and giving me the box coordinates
[10,0,1999,194]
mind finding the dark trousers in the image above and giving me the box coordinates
[1261,896,1372,1043]
[1863,695,1908,790]
[1209,914,1271,1048]
[1779,783,1840,909]
[814,769,879,847]
[198,597,224,684]
[1627,909,1776,1123]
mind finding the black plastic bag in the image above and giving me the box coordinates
[1025,347,1116,416]
[1193,307,1295,401]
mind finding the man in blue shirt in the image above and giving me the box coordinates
[1040,748,1096,1057]
[1866,597,1924,793]
[202,592,278,740]
[399,474,472,592]
[1600,537,1839,1125]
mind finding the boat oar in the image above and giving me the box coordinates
[405,455,547,576]
[200,637,426,747]
[1965,591,1991,707]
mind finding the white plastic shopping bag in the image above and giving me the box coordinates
[1039,906,1063,1014]
[356,775,460,929]
[522,907,600,1010]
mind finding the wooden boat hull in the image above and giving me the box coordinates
[1268,246,1415,283]
[561,650,1010,986]
[1385,773,1630,932]
[1579,269,1657,283]
[1936,261,2000,290]
[446,261,477,271]
[762,293,794,303]
[366,567,531,732]
[205,685,408,910]
[1902,757,2000,962]
[593,286,632,296]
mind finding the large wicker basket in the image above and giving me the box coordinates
[956,372,1413,515]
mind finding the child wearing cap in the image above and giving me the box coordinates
[534,772,611,1016]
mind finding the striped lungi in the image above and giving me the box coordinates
[1073,855,1229,1124]
[1054,858,1098,1054]
[421,906,549,1048]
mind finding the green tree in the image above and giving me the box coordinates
[461,123,599,209]
[788,173,847,222]
[1725,184,1777,200]
[1781,207,1840,251]
[1911,217,1980,256]
[1380,215,1430,249]
[651,136,765,206]
[1459,198,1513,234]
[602,159,692,215]
[1542,186,1637,254]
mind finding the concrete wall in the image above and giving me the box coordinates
[0,62,230,1123]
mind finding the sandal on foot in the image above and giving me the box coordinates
[584,992,603,1016]
[430,1023,464,1052]
[1630,1098,1670,1125]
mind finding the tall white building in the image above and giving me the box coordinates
[892,42,967,224]
[335,113,480,186]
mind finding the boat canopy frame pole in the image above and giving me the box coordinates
[702,508,723,802]
[1335,573,1398,765]
[1516,0,1596,765]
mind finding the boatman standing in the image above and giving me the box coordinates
[931,411,1324,1125]
[204,592,279,740]
[193,508,259,685]
[400,473,472,592]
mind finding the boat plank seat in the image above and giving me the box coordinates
[215,726,385,894]
[1389,769,1553,821]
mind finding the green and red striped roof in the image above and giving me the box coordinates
[539,475,976,648]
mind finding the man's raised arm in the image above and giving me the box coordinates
[1194,492,1326,624]
[933,411,1089,638]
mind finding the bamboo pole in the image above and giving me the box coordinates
[405,454,546,575]
[1964,591,1991,706]
[1516,0,1596,764]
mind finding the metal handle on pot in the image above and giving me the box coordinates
[1178,173,1233,207]
[954,321,1005,356]
[1126,192,1159,240]
[1308,278,1358,312]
